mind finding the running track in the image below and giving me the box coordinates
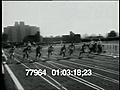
[3,46,119,90]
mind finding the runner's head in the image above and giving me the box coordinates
[63,44,66,47]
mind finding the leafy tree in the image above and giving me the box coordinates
[107,30,117,37]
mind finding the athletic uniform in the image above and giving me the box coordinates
[89,40,95,53]
[22,46,29,60]
[48,45,54,58]
[9,46,15,59]
[79,43,86,57]
[36,45,42,58]
[93,42,98,53]
[97,40,102,54]
[59,45,66,57]
[27,42,32,53]
[68,43,75,56]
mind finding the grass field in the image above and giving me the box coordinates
[3,44,119,90]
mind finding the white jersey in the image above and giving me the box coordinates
[89,41,94,48]
[28,43,31,47]
[97,41,102,45]
[90,41,95,45]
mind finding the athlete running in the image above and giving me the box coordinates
[27,41,32,53]
[9,45,15,60]
[59,44,66,57]
[89,39,95,54]
[68,43,75,56]
[93,41,98,54]
[78,43,86,58]
[21,46,30,62]
[36,45,42,60]
[97,39,102,54]
[48,44,54,58]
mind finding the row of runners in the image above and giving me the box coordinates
[7,39,102,63]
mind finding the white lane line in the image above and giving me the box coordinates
[50,61,119,84]
[6,52,61,90]
[14,58,61,90]
[62,60,119,84]
[48,62,105,90]
[35,62,53,70]
[14,51,114,88]
[63,60,119,75]
[51,52,119,75]
[20,53,105,90]
[31,59,105,90]
[36,61,105,90]
[26,51,118,85]
[15,51,119,84]
[34,63,68,90]
[4,64,24,90]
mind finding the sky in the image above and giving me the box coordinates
[2,1,119,37]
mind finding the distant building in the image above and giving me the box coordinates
[85,36,104,40]
[23,31,41,43]
[43,37,62,44]
[62,34,81,43]
[42,33,81,44]
[74,34,81,42]
[62,35,71,43]
[4,22,40,42]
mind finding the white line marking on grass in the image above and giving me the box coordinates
[15,52,105,90]
[40,75,61,90]
[35,62,53,70]
[17,52,106,90]
[50,61,119,84]
[36,61,105,90]
[48,62,105,90]
[6,52,61,90]
[34,63,68,90]
[32,59,105,90]
[40,58,46,61]
[14,51,116,88]
[4,64,24,90]
[13,58,61,90]
[63,60,119,75]
[24,51,107,90]
[51,52,119,74]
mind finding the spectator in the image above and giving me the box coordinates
[2,49,8,90]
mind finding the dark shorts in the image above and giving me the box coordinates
[36,51,41,55]
[48,50,53,53]
[69,49,73,53]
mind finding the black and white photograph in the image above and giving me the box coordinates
[2,1,119,90]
